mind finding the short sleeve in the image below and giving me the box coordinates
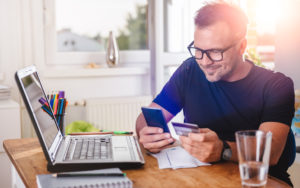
[153,59,192,115]
[261,74,295,126]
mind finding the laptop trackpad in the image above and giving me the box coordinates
[112,137,133,161]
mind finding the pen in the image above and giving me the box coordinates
[102,130,133,135]
[50,98,54,110]
[56,99,61,126]
[38,97,47,105]
[59,91,65,99]
[39,98,50,107]
[41,105,52,116]
[69,132,113,135]
[55,93,60,114]
[52,172,126,178]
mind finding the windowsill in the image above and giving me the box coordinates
[42,66,149,78]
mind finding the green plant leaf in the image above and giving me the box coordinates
[65,121,99,135]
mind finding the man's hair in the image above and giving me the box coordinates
[194,1,248,38]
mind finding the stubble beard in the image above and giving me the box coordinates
[201,58,241,82]
[200,64,227,82]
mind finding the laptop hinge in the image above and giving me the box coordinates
[51,134,64,163]
[133,136,144,163]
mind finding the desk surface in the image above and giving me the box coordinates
[3,138,290,188]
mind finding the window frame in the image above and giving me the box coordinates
[44,0,150,66]
[149,0,191,96]
[43,0,195,96]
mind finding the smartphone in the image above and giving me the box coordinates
[141,107,170,133]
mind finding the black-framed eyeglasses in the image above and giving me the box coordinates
[187,40,240,62]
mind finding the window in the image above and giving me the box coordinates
[164,0,204,53]
[150,0,200,95]
[240,0,283,70]
[255,0,281,69]
[153,0,204,122]
[44,0,149,65]
[163,0,281,70]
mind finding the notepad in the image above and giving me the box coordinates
[151,146,211,169]
[36,168,132,188]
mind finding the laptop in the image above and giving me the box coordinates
[15,65,144,172]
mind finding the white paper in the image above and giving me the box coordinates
[151,150,172,169]
[151,146,211,169]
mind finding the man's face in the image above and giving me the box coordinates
[194,22,243,82]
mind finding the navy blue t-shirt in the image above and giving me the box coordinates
[153,57,295,183]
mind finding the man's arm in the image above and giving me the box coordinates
[259,122,290,165]
[227,122,289,164]
[180,122,290,164]
[136,102,175,153]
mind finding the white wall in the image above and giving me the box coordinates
[0,0,23,101]
[0,1,24,186]
[274,2,300,186]
[275,1,300,89]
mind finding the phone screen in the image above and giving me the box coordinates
[141,107,170,133]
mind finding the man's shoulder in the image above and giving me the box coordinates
[253,65,293,85]
[253,65,294,92]
[183,57,196,64]
[172,57,199,77]
[181,57,197,69]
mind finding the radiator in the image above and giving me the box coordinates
[85,96,152,133]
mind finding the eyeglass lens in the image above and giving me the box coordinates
[189,47,223,61]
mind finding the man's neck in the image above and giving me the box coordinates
[222,59,253,82]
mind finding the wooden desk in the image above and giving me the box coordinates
[4,138,290,188]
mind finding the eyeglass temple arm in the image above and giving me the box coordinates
[188,41,194,48]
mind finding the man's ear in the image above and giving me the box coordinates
[239,38,247,55]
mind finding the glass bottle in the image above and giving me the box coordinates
[106,31,119,67]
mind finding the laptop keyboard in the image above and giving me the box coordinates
[64,137,112,161]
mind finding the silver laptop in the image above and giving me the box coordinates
[15,65,144,172]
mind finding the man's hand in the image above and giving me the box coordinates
[139,126,174,153]
[180,128,223,162]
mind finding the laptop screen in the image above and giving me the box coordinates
[21,72,59,149]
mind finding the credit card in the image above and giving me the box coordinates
[171,122,199,136]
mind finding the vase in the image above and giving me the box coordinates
[106,31,119,67]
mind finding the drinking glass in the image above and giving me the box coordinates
[235,130,272,187]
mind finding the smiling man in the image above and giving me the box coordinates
[136,1,295,186]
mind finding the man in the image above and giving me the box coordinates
[136,2,295,186]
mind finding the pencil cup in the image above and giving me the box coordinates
[55,113,66,136]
